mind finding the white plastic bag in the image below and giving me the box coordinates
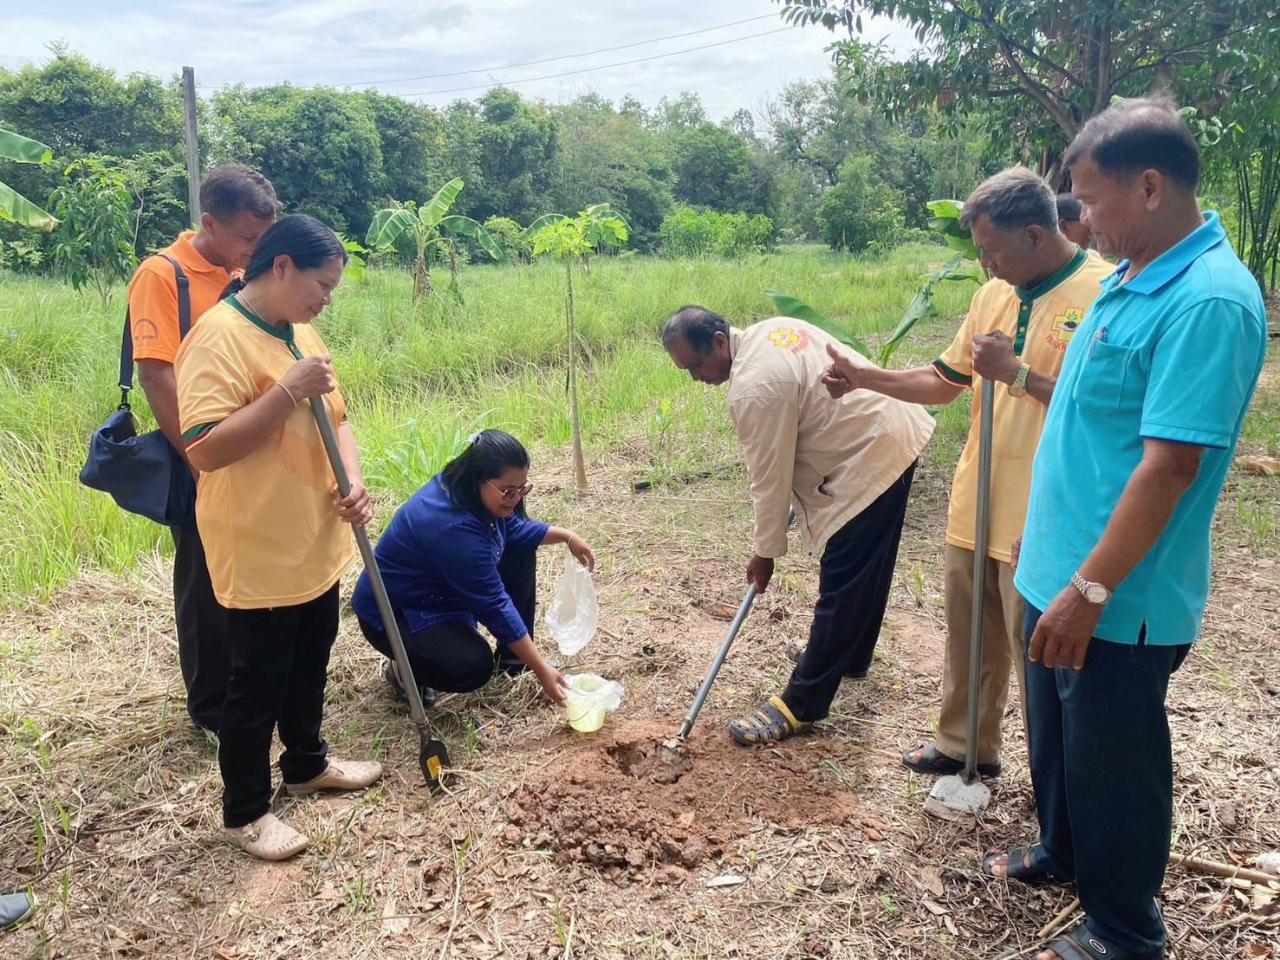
[545,553,598,656]
[564,673,624,733]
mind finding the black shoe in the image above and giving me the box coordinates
[383,662,437,709]
[901,742,1001,778]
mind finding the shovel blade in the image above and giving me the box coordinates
[419,736,450,791]
[923,774,991,821]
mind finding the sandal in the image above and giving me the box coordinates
[903,741,1001,778]
[728,695,812,746]
[1042,925,1156,960]
[225,812,309,861]
[981,845,1072,886]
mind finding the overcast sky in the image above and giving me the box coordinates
[5,0,917,119]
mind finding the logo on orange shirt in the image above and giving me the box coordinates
[1044,308,1084,352]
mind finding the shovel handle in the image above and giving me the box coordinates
[962,378,996,783]
[306,397,433,731]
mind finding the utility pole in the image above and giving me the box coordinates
[182,66,201,226]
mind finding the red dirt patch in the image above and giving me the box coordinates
[502,720,859,883]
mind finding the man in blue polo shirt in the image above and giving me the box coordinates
[985,98,1267,960]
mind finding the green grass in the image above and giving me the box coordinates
[0,242,974,604]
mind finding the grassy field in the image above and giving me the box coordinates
[1,241,1277,958]
[0,243,976,603]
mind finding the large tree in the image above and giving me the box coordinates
[776,1,1280,179]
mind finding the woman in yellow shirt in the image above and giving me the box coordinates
[176,214,380,861]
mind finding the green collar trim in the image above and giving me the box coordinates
[1016,247,1088,304]
[228,294,295,344]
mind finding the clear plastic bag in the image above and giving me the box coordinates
[564,673,624,733]
[545,553,598,656]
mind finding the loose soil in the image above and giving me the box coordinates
[503,721,858,882]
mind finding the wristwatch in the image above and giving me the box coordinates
[1007,362,1031,398]
[1070,571,1112,606]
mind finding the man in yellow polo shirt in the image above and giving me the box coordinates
[825,167,1112,780]
[127,165,280,736]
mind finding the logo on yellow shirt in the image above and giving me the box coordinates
[1045,308,1084,352]
[767,326,810,353]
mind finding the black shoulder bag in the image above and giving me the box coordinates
[79,254,198,527]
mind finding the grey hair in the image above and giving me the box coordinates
[661,305,729,354]
[1063,95,1200,190]
[959,166,1057,232]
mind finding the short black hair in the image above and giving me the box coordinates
[1056,194,1083,221]
[200,164,282,221]
[662,305,729,354]
[440,430,531,519]
[1063,96,1200,190]
[221,214,346,298]
[958,167,1057,231]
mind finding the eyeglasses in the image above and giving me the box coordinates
[486,480,533,502]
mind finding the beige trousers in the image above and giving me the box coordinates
[933,544,1028,766]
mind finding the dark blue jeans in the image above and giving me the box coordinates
[1023,606,1190,958]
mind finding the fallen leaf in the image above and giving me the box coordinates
[917,866,945,898]
[1238,456,1280,476]
[705,874,746,889]
[922,897,949,917]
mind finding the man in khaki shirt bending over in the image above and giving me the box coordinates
[824,167,1111,779]
[663,307,934,745]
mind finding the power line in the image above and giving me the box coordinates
[204,13,781,92]
[403,26,795,99]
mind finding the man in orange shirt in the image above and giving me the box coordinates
[127,165,280,736]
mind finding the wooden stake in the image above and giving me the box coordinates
[181,66,201,226]
[1169,852,1279,887]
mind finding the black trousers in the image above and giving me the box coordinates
[219,584,338,828]
[171,522,230,731]
[359,544,538,692]
[781,462,915,722]
[1024,605,1190,958]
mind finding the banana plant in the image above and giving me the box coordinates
[529,203,630,493]
[767,198,981,368]
[0,127,59,231]
[366,178,504,301]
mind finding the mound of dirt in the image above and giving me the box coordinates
[502,720,859,883]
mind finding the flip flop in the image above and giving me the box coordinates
[981,845,1072,886]
[902,741,1002,778]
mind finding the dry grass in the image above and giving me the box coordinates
[2,338,1277,960]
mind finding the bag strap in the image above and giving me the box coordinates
[118,254,192,409]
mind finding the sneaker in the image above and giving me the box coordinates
[225,813,308,861]
[285,758,384,797]
[1,891,34,929]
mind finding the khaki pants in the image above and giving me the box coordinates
[934,544,1027,766]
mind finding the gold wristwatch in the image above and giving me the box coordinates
[1008,362,1031,398]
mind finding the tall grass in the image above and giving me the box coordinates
[0,243,974,604]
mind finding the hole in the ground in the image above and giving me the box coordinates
[606,739,692,784]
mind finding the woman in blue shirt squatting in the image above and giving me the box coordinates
[352,430,596,707]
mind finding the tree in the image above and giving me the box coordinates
[48,156,138,304]
[528,205,630,493]
[776,1,1280,181]
[472,88,560,224]
[366,178,503,301]
[0,128,59,230]
[213,86,385,234]
[359,91,445,206]
[816,156,905,252]
[673,122,767,213]
[552,95,675,249]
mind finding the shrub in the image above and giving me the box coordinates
[658,205,775,259]
[817,157,906,253]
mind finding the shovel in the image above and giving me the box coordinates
[662,508,794,755]
[308,396,450,791]
[924,377,996,820]
[663,582,759,755]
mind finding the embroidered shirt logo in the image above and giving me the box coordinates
[1043,308,1084,352]
[767,326,810,353]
